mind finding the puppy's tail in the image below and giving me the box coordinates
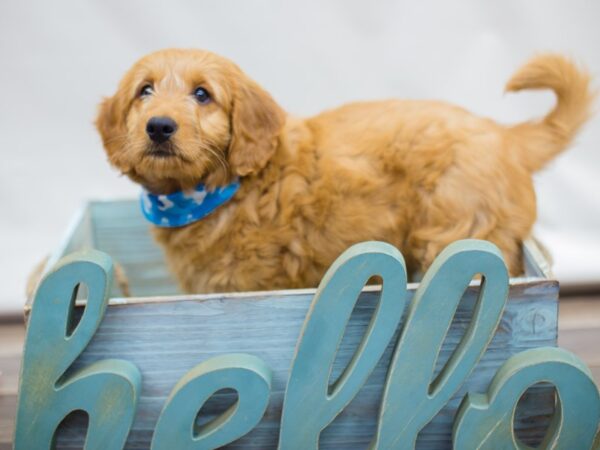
[505,53,594,172]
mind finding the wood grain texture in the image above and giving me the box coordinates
[12,294,600,449]
[279,241,409,449]
[90,200,181,297]
[44,280,556,449]
[15,251,142,450]
[453,348,600,449]
[374,240,510,449]
[152,354,272,450]
[20,200,561,449]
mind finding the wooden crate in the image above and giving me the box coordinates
[24,200,560,449]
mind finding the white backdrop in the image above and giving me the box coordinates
[1,0,599,314]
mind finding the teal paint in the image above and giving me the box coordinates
[453,347,600,449]
[16,229,596,449]
[151,353,271,450]
[279,241,408,449]
[14,250,141,450]
[373,240,509,449]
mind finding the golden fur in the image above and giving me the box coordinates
[96,49,593,293]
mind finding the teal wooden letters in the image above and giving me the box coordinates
[279,242,408,449]
[14,251,141,450]
[151,354,271,450]
[15,240,600,449]
[453,347,600,449]
[373,240,509,449]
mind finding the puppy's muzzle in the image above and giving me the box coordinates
[146,116,178,144]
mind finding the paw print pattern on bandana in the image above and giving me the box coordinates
[140,179,240,228]
[183,188,208,204]
[157,195,175,211]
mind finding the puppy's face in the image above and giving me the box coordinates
[97,49,285,192]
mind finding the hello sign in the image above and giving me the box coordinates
[14,240,600,449]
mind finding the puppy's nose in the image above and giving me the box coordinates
[146,116,178,143]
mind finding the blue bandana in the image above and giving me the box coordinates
[140,180,240,228]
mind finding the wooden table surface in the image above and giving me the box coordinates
[1,296,600,449]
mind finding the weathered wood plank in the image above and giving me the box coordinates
[9,297,600,449]
[15,252,141,450]
[522,237,554,279]
[19,200,561,449]
[90,200,180,297]
[453,348,600,449]
[50,280,558,449]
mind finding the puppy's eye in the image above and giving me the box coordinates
[194,87,211,104]
[140,84,153,97]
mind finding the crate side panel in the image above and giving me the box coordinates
[89,200,180,296]
[523,238,553,279]
[52,280,558,449]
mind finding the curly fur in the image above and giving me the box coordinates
[96,49,593,292]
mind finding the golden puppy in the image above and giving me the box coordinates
[96,49,592,293]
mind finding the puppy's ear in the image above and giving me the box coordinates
[95,92,129,163]
[228,77,285,177]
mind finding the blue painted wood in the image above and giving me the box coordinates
[15,250,142,450]
[453,347,600,449]
[373,240,509,449]
[279,241,408,449]
[53,280,558,449]
[151,354,271,450]
[24,201,566,449]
